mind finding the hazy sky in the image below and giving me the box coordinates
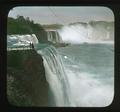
[8,6,114,25]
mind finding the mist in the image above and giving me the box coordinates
[58,21,114,44]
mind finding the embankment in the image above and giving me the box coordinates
[7,49,48,106]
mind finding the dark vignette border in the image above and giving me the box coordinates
[0,0,120,112]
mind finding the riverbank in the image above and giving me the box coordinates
[7,49,48,106]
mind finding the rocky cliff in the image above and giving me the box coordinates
[7,49,48,106]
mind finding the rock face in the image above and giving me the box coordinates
[7,49,48,106]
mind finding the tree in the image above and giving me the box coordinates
[17,15,25,22]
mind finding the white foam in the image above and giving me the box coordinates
[64,56,68,59]
[58,22,114,44]
[65,70,114,107]
[37,44,114,107]
[7,34,39,45]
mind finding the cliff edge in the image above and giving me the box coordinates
[7,49,48,106]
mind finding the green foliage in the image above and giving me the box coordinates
[7,16,45,35]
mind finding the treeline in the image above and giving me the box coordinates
[7,16,45,35]
[43,24,63,30]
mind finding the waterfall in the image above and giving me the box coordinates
[47,31,63,43]
[37,45,71,106]
[58,21,114,44]
[35,21,114,107]
[36,43,114,107]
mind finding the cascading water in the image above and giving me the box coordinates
[58,21,114,44]
[7,18,114,107]
[36,21,114,107]
[47,30,63,43]
[36,44,114,107]
[37,45,71,106]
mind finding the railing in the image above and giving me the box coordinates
[7,46,33,51]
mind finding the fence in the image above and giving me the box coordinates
[7,46,33,51]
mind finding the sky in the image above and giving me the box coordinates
[8,6,114,25]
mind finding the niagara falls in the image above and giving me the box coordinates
[7,6,114,107]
